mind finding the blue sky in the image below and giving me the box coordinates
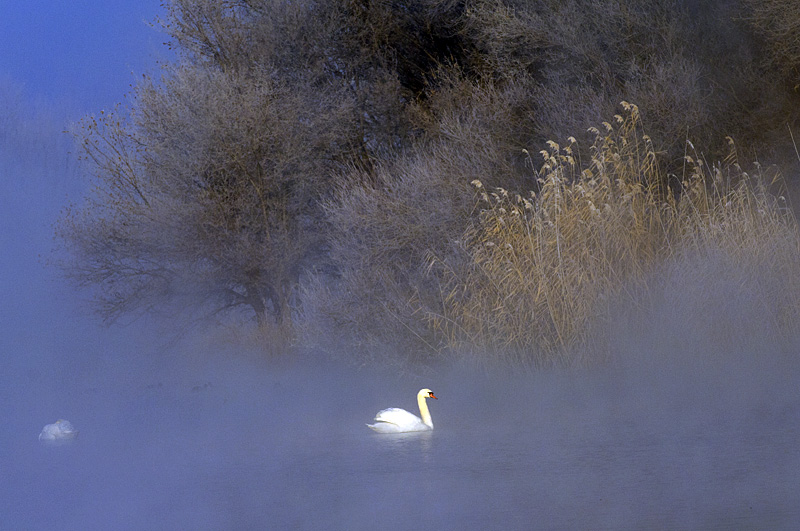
[0,0,169,112]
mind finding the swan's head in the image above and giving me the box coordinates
[419,388,437,400]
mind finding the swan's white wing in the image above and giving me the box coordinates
[373,407,421,424]
[367,408,430,433]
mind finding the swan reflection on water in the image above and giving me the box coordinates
[372,428,435,463]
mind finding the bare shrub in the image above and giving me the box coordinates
[310,143,481,363]
[744,0,800,79]
[456,0,706,162]
[447,0,800,171]
[59,60,361,329]
[412,68,538,186]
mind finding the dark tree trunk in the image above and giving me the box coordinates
[246,284,269,326]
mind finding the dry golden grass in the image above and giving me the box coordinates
[429,103,800,366]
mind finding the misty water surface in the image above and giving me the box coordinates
[2,313,800,529]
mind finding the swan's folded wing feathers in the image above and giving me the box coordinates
[367,420,401,432]
[373,407,418,424]
[368,407,430,432]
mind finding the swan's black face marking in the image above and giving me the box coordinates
[428,391,438,399]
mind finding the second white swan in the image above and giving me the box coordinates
[367,388,438,433]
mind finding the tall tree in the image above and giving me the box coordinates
[59,1,368,325]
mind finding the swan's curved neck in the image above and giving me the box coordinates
[418,393,433,428]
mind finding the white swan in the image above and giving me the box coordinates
[367,388,438,433]
[39,419,79,442]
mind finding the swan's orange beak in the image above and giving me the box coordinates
[429,392,438,399]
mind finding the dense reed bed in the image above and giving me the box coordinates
[423,104,800,366]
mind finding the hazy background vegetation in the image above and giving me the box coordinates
[53,0,800,368]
